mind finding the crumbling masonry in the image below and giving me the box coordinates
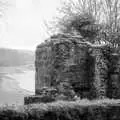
[24,35,120,104]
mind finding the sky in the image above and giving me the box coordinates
[0,0,61,50]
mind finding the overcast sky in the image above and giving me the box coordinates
[0,0,61,50]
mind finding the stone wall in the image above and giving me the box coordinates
[35,41,54,94]
[35,38,93,99]
[108,52,120,98]
[35,37,120,100]
[90,45,111,99]
[53,40,93,98]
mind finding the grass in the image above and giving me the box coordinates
[0,99,120,120]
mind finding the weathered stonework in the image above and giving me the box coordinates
[34,38,94,99]
[24,35,120,104]
[35,41,54,94]
[53,41,92,98]
[108,53,120,98]
[90,46,110,99]
[34,38,112,100]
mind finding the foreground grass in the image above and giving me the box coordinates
[0,99,120,120]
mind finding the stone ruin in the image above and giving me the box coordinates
[24,34,120,104]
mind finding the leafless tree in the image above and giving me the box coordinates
[100,0,120,46]
[44,0,120,46]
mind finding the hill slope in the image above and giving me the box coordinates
[0,48,34,66]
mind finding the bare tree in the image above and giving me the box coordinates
[101,0,120,46]
[44,0,120,46]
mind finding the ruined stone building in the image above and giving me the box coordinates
[24,34,120,104]
[35,34,120,99]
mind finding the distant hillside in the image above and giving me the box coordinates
[0,48,35,66]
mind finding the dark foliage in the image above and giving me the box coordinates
[1,100,120,120]
[56,12,101,41]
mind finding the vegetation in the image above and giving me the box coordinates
[45,0,120,47]
[1,99,120,120]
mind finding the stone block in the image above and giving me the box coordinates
[24,95,55,105]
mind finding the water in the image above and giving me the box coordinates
[0,65,35,105]
[7,70,35,92]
